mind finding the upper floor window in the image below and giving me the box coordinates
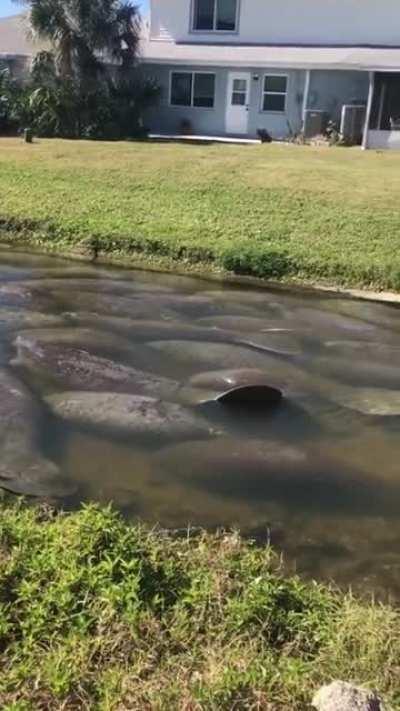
[192,0,238,32]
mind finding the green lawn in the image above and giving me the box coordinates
[0,501,399,710]
[1,138,400,288]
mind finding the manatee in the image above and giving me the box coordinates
[324,340,400,365]
[183,369,283,408]
[189,368,275,389]
[204,384,282,408]
[20,277,173,296]
[327,386,400,416]
[64,313,246,342]
[44,392,215,442]
[293,307,377,334]
[197,315,299,332]
[0,265,31,281]
[64,314,298,356]
[153,438,383,512]
[12,340,178,398]
[14,328,137,362]
[0,283,38,307]
[311,355,400,389]
[147,341,303,383]
[200,289,293,310]
[322,297,400,331]
[0,368,72,497]
[49,290,181,320]
[0,308,65,331]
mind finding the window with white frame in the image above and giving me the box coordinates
[262,75,288,112]
[170,72,216,108]
[192,0,238,32]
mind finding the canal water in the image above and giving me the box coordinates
[1,248,400,598]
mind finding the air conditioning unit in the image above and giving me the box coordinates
[340,104,366,145]
[303,110,328,138]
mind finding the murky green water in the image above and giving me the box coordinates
[1,248,400,598]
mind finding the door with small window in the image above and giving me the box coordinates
[226,72,250,134]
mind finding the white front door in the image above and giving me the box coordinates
[226,72,250,134]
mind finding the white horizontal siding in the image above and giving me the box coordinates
[150,0,400,47]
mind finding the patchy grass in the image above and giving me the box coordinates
[0,501,399,710]
[1,138,400,289]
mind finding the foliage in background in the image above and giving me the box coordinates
[0,500,399,710]
[0,0,159,139]
[0,67,28,134]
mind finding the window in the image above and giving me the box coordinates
[231,78,247,106]
[262,75,287,112]
[192,0,238,32]
[170,72,216,108]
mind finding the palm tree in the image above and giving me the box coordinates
[21,0,141,82]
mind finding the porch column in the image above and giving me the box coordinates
[302,69,311,128]
[362,71,375,150]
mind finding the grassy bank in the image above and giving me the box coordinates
[0,501,399,710]
[1,138,400,289]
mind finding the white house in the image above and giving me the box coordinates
[2,4,400,148]
[140,0,400,148]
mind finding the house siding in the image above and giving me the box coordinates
[142,64,369,138]
[150,0,400,47]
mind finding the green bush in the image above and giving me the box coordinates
[0,501,399,709]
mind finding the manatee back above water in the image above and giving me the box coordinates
[13,340,179,398]
[147,341,309,393]
[14,328,137,361]
[45,392,216,442]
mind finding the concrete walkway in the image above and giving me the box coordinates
[148,133,261,145]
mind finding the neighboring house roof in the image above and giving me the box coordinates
[140,40,400,72]
[0,14,44,59]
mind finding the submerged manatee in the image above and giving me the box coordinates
[0,369,72,497]
[0,283,40,307]
[293,307,377,334]
[13,340,179,398]
[197,315,300,333]
[326,386,400,416]
[148,340,279,370]
[147,341,307,393]
[45,392,215,442]
[50,290,181,320]
[321,297,400,331]
[154,438,387,513]
[21,277,174,296]
[63,314,296,355]
[14,328,137,361]
[311,355,400,390]
[0,308,65,331]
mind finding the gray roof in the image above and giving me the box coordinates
[140,39,400,72]
[3,13,400,72]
